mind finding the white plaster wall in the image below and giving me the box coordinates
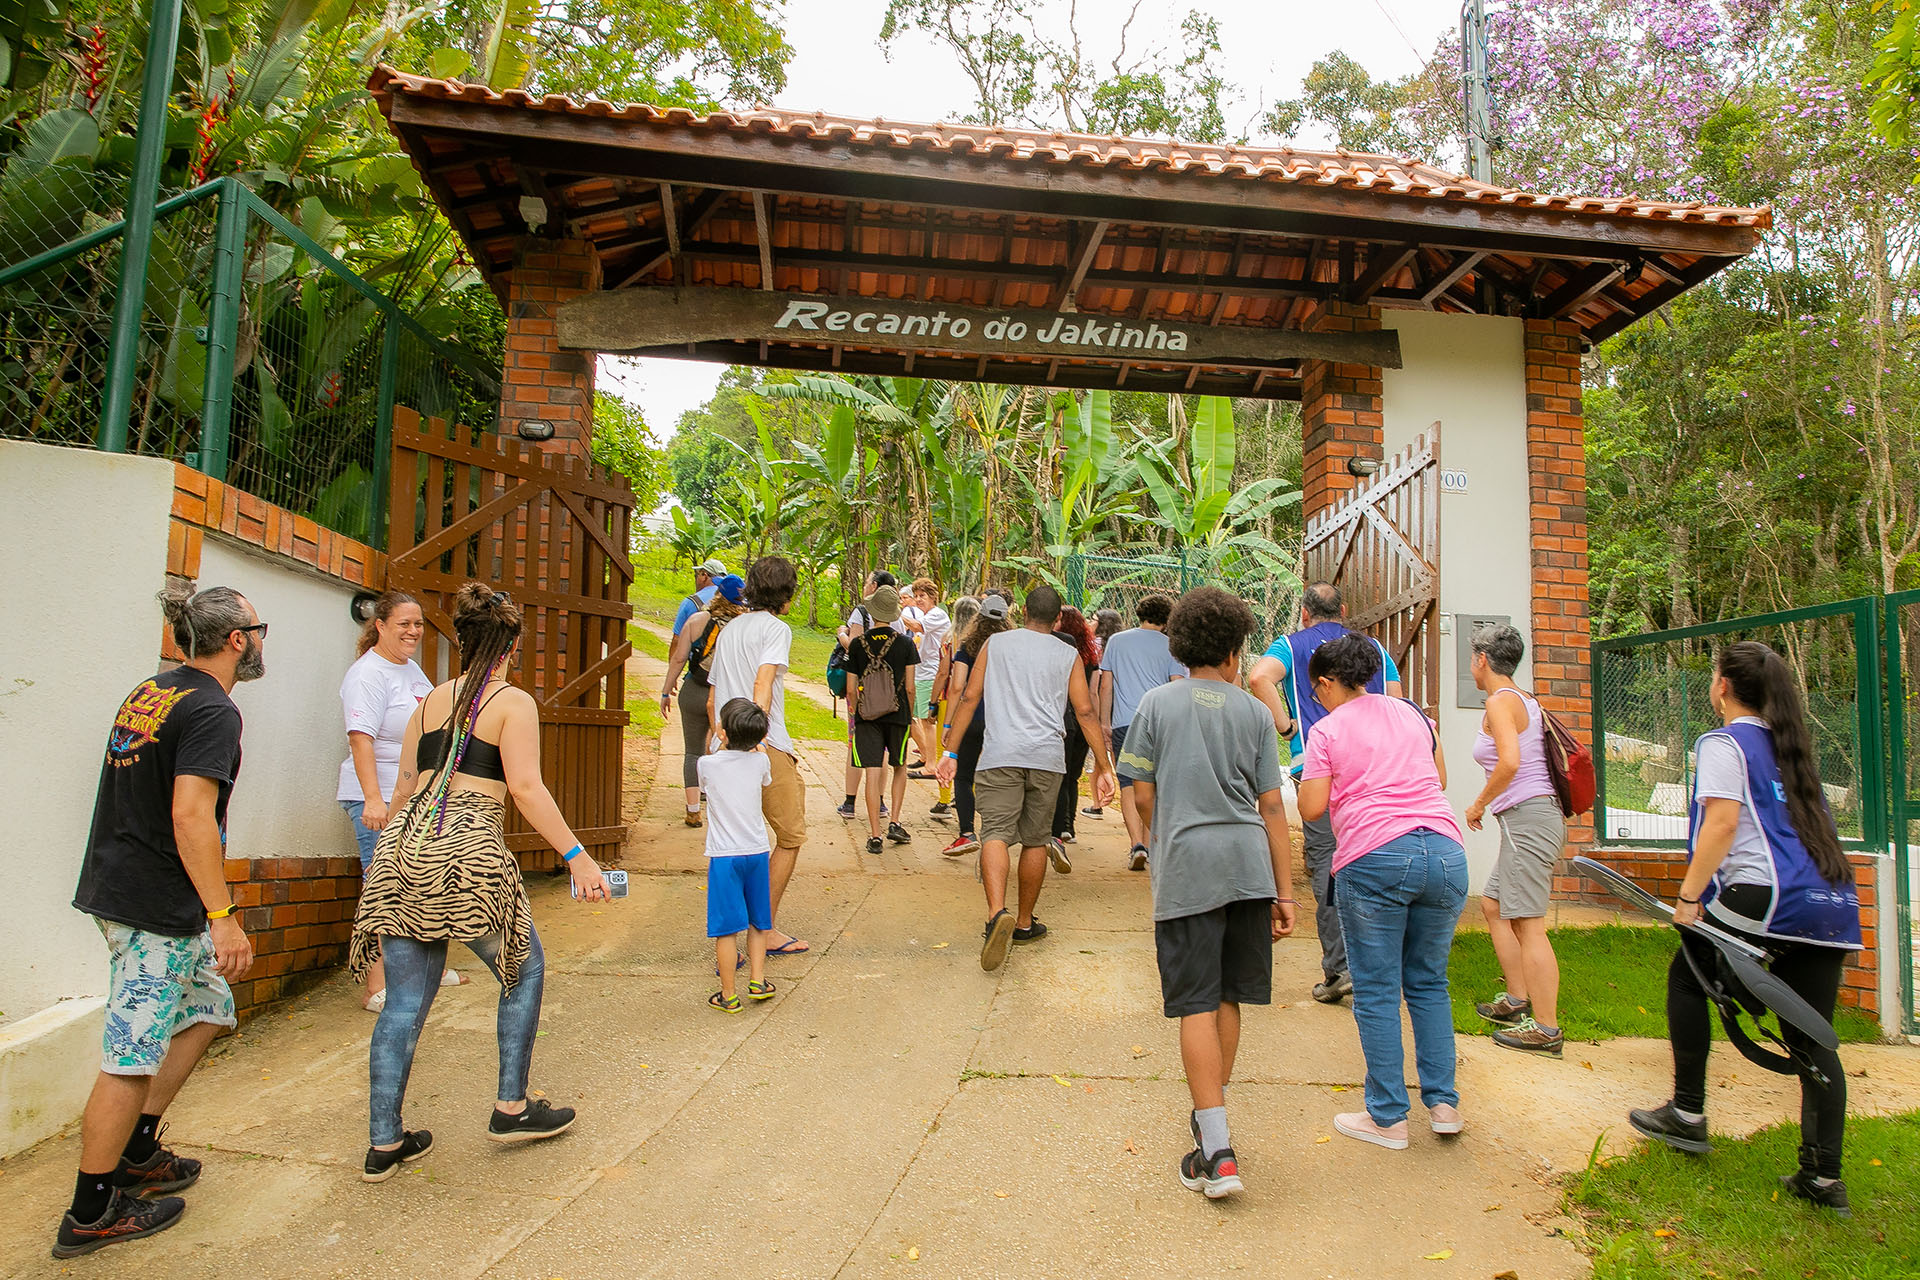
[194,537,363,862]
[1380,312,1536,887]
[0,443,174,1025]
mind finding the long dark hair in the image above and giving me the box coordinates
[422,583,523,832]
[1717,641,1849,884]
[960,608,1013,656]
[1054,605,1098,668]
[356,589,420,657]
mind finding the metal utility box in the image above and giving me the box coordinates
[1455,614,1511,709]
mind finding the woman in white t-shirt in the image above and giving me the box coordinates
[338,590,463,1008]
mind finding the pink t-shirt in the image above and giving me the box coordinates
[1301,695,1463,873]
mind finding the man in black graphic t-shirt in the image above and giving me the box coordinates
[54,585,265,1259]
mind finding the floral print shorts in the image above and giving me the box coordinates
[97,919,236,1075]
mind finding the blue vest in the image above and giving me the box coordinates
[1284,621,1390,769]
[1688,722,1861,949]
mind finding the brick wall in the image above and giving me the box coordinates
[503,237,599,458]
[1300,302,1384,517]
[222,856,364,1019]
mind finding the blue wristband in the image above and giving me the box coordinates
[562,844,582,863]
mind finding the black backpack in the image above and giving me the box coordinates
[826,606,871,699]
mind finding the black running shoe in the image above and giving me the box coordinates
[981,909,1015,972]
[1312,972,1353,1004]
[1081,805,1104,817]
[1628,1101,1711,1155]
[887,821,912,844]
[1780,1170,1852,1218]
[362,1129,434,1182]
[866,835,883,855]
[929,802,954,822]
[1178,1147,1243,1199]
[52,1191,186,1258]
[1012,918,1049,944]
[115,1129,201,1196]
[487,1099,576,1145]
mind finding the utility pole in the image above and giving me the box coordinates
[97,0,183,451]
[1461,0,1494,184]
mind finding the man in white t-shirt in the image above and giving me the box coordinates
[707,556,809,957]
[908,577,950,775]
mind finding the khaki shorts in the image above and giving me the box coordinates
[764,747,807,850]
[974,766,1062,849]
[1483,795,1566,919]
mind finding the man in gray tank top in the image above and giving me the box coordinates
[938,586,1117,971]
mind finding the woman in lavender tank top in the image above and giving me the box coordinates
[1462,623,1569,1057]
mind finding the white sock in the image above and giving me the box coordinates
[1674,1106,1704,1124]
[687,803,701,814]
[1195,1106,1230,1158]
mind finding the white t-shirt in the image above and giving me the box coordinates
[915,605,950,687]
[710,610,794,755]
[336,650,434,801]
[698,749,772,856]
[1692,715,1773,889]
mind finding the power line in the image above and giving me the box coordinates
[1369,0,1428,63]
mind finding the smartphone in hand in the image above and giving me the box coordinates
[572,869,629,900]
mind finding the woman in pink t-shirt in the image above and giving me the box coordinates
[1297,633,1467,1152]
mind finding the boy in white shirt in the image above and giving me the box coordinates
[698,698,778,1012]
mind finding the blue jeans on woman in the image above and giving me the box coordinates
[368,928,545,1145]
[1334,828,1468,1126]
[341,799,381,870]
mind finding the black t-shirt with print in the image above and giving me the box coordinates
[843,630,919,727]
[73,666,244,936]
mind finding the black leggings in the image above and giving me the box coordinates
[1052,719,1090,839]
[678,673,710,788]
[953,721,985,835]
[1668,883,1848,1178]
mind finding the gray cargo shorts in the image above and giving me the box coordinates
[1482,795,1567,920]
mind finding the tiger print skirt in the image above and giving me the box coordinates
[349,789,534,994]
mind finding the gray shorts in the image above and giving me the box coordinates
[974,766,1062,849]
[1482,795,1567,919]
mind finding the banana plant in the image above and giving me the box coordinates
[663,502,731,567]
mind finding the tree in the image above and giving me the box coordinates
[1264,50,1458,158]
[589,390,666,513]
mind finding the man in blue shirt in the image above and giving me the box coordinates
[671,558,727,637]
[1097,594,1185,870]
[1247,582,1400,1004]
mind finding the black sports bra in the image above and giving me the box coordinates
[416,689,508,782]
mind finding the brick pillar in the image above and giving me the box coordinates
[1525,319,1594,846]
[1300,301,1384,518]
[503,237,599,457]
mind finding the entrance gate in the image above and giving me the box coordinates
[1302,426,1442,715]
[387,407,636,866]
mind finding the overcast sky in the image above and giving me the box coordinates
[599,0,1469,438]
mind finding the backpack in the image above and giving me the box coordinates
[1538,702,1597,817]
[690,615,726,680]
[854,632,900,721]
[826,606,870,699]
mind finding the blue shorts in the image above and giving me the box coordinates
[341,799,380,870]
[1111,722,1135,789]
[707,852,773,938]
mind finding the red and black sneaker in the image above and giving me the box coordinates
[52,1190,186,1258]
[115,1135,202,1196]
[1178,1147,1243,1199]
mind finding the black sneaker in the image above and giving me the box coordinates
[1178,1146,1243,1199]
[929,802,954,822]
[1312,972,1353,1004]
[487,1099,576,1145]
[1128,844,1149,872]
[52,1190,186,1258]
[1012,918,1049,944]
[981,909,1015,972]
[1628,1101,1711,1155]
[362,1129,434,1182]
[866,835,883,855]
[115,1130,202,1195]
[1081,805,1104,817]
[887,822,912,844]
[1780,1170,1853,1219]
[836,800,857,819]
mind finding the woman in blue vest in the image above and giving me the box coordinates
[1629,642,1862,1217]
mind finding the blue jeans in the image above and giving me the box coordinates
[341,800,380,870]
[368,928,545,1145]
[1333,829,1468,1126]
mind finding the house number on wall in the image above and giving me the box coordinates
[1440,469,1470,493]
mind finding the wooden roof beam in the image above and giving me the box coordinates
[1349,244,1418,303]
[1418,251,1486,307]
[753,192,776,290]
[1058,219,1111,311]
[1541,260,1627,318]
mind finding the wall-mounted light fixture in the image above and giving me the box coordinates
[516,419,556,442]
[350,590,382,624]
[1346,456,1382,478]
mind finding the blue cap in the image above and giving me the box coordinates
[715,574,745,604]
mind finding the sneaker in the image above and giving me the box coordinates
[1312,972,1354,1004]
[1628,1101,1711,1155]
[1475,991,1532,1026]
[114,1130,201,1195]
[866,836,883,855]
[363,988,388,1013]
[1493,1016,1564,1058]
[1178,1146,1243,1198]
[1056,830,1076,844]
[362,1129,434,1183]
[1047,836,1072,874]
[1428,1102,1465,1135]
[1081,805,1105,818]
[880,802,889,819]
[1334,1111,1409,1150]
[683,810,703,828]
[1779,1170,1853,1219]
[1128,844,1149,872]
[942,834,980,858]
[887,822,912,845]
[52,1190,186,1258]
[929,802,954,822]
[1012,918,1049,944]
[981,909,1016,972]
[836,800,857,819]
[488,1099,576,1145]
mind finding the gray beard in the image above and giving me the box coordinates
[236,635,266,682]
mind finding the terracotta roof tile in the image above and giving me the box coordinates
[369,66,1770,232]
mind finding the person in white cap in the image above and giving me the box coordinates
[672,559,727,638]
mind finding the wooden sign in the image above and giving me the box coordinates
[557,287,1403,368]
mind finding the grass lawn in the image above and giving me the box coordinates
[1449,925,1883,1045]
[1567,1110,1920,1278]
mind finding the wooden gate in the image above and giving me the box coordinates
[387,407,635,867]
[1302,425,1441,715]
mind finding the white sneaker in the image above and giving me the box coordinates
[363,989,388,1013]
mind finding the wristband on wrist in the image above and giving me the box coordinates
[1275,898,1296,905]
[943,750,959,760]
[1677,893,1700,905]
[562,844,583,863]
[206,903,235,920]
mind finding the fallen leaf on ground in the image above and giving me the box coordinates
[1494,1271,1520,1280]
[1331,1085,1347,1092]
[1637,1005,1649,1015]
[932,943,949,949]
[1315,1136,1331,1144]
[1581,1061,1594,1070]
[1871,1157,1884,1166]
[1484,1204,1501,1212]
[1653,1228,1677,1238]
[1052,1074,1072,1087]
[994,1190,1009,1198]
[638,1064,651,1069]
[1422,1249,1452,1261]
[1124,1139,1139,1154]
[907,1246,919,1261]
[1130,1044,1145,1055]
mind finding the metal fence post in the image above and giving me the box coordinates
[197,176,247,481]
[97,0,184,452]
[371,315,400,549]
[1591,643,1609,844]
[1884,593,1915,1032]
[1856,598,1887,852]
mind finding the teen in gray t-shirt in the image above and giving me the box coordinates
[1119,680,1285,921]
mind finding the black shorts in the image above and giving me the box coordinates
[852,719,911,769]
[1154,900,1275,1018]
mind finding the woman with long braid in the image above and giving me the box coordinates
[350,583,611,1182]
